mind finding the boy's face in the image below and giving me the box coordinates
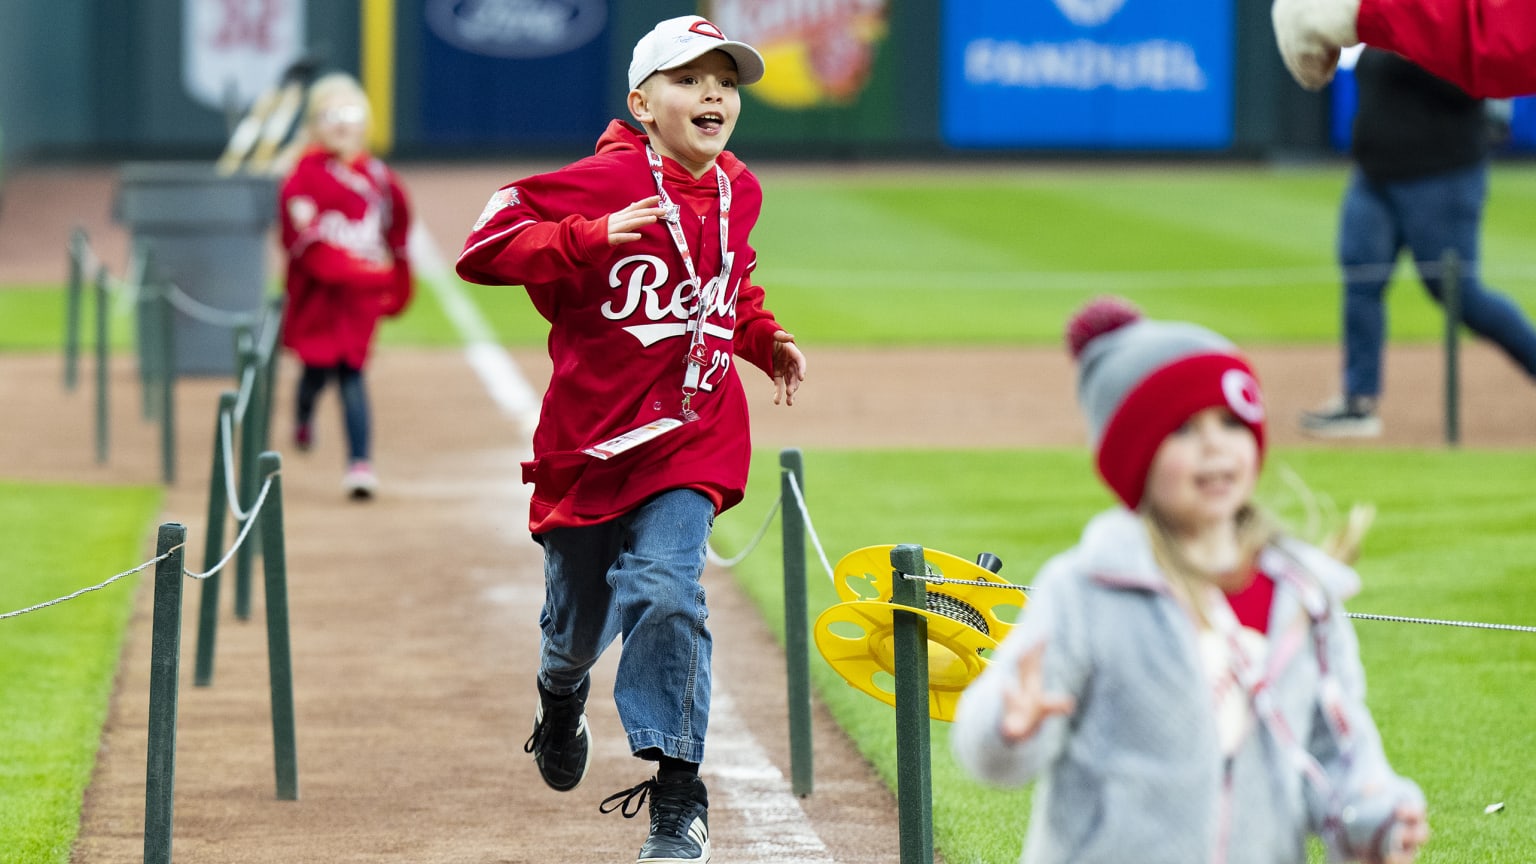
[628,49,742,178]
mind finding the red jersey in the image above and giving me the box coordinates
[1360,0,1536,98]
[279,148,412,369]
[456,121,785,533]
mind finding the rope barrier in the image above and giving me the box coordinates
[0,470,279,621]
[220,411,255,522]
[0,547,182,621]
[706,495,780,568]
[785,471,836,584]
[185,470,279,581]
[162,282,264,329]
[708,466,1532,636]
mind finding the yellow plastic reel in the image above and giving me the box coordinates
[814,599,998,722]
[832,545,1024,644]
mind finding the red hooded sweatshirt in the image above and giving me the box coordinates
[279,148,413,369]
[456,121,785,533]
[1358,0,1536,98]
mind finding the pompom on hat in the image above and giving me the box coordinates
[1066,297,1266,509]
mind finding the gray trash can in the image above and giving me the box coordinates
[113,162,278,376]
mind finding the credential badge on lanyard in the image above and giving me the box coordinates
[647,144,732,421]
[582,148,733,461]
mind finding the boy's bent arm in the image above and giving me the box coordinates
[457,210,609,287]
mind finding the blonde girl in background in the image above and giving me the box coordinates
[950,296,1428,864]
[277,72,412,499]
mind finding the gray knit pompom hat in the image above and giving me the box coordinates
[1066,297,1266,508]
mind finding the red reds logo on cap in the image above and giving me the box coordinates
[690,20,726,39]
[1221,369,1265,425]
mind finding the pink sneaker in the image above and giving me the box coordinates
[294,424,313,452]
[343,461,378,500]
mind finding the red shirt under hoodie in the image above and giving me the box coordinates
[279,148,413,370]
[456,120,785,533]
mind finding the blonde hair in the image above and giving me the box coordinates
[1142,503,1281,628]
[272,73,372,175]
[1141,484,1375,628]
[304,72,372,130]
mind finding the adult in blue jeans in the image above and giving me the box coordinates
[1303,47,1536,437]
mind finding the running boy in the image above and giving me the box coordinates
[951,297,1428,864]
[455,16,806,864]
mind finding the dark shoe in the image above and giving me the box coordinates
[524,678,592,792]
[1300,395,1382,439]
[294,424,313,452]
[600,773,710,864]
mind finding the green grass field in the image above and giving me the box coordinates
[711,448,1536,864]
[0,482,162,864]
[3,163,1535,861]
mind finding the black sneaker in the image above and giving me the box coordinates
[599,773,710,864]
[1300,395,1382,439]
[524,677,591,792]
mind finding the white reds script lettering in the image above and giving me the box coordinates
[602,255,739,341]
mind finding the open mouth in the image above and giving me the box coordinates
[693,112,725,132]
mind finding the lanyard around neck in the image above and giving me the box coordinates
[646,145,732,419]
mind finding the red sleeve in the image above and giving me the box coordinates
[381,171,413,316]
[457,212,610,287]
[731,251,784,378]
[1358,0,1536,97]
[292,243,394,293]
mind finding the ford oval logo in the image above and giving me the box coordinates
[425,0,607,59]
[1052,0,1129,27]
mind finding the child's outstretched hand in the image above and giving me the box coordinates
[608,196,665,245]
[1380,803,1429,864]
[1000,641,1076,744]
[771,331,806,406]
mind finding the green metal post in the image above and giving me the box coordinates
[889,544,934,864]
[257,299,282,454]
[780,448,813,797]
[234,336,258,620]
[1442,249,1461,448]
[194,392,237,687]
[64,228,84,391]
[158,288,176,485]
[94,266,109,465]
[140,284,160,423]
[144,522,187,864]
[257,451,299,800]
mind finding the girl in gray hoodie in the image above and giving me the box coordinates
[950,297,1428,864]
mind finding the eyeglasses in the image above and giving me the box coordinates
[319,104,367,126]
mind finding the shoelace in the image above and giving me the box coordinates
[523,698,579,756]
[599,777,698,838]
[599,778,655,818]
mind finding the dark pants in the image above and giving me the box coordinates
[296,363,370,462]
[1338,161,1536,398]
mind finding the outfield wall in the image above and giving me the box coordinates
[0,0,1494,169]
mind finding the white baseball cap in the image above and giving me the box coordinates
[627,15,765,91]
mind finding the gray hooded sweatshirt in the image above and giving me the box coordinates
[950,508,1423,864]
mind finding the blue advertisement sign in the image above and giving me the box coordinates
[941,0,1234,149]
[417,0,612,148]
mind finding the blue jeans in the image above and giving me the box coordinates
[1337,162,1536,398]
[535,488,715,763]
[296,363,370,462]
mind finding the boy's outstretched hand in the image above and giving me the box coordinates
[1000,641,1076,744]
[608,196,665,245]
[771,331,806,406]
